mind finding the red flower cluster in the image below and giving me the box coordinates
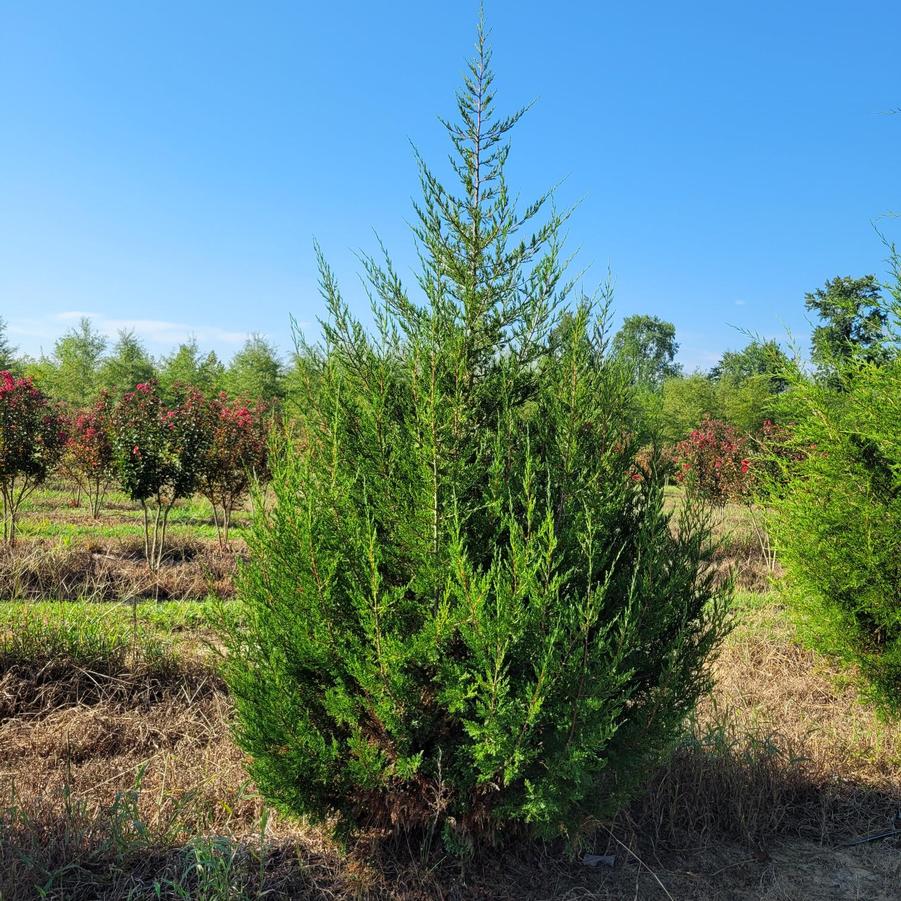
[672,418,752,505]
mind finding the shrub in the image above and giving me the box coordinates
[769,291,901,715]
[110,382,210,571]
[0,371,66,544]
[672,417,751,506]
[64,392,116,518]
[199,394,270,548]
[220,29,730,848]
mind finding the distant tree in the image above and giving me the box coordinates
[656,373,720,444]
[805,275,889,372]
[159,338,224,400]
[38,317,107,407]
[0,372,66,544]
[710,339,789,391]
[225,335,285,403]
[0,317,18,373]
[612,314,681,387]
[707,341,788,435]
[98,330,156,397]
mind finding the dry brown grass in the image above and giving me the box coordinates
[0,537,242,602]
[0,595,898,900]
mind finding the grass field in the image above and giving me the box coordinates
[0,486,898,899]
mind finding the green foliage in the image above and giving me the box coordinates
[225,335,284,404]
[160,337,225,400]
[645,338,789,445]
[653,373,720,444]
[612,314,681,387]
[34,317,107,408]
[0,317,17,373]
[221,27,730,846]
[710,339,789,392]
[805,274,889,373]
[98,329,157,397]
[770,273,900,716]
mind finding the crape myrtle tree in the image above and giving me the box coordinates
[110,381,210,571]
[672,417,751,507]
[199,394,270,548]
[220,24,730,847]
[0,372,66,544]
[64,392,116,519]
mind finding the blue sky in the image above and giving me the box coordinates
[1,1,898,370]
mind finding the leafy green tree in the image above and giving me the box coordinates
[717,374,778,436]
[220,26,729,847]
[711,339,789,391]
[0,317,17,373]
[98,330,156,397]
[225,335,284,403]
[159,338,225,400]
[612,314,681,387]
[654,373,721,444]
[805,275,889,372]
[708,339,790,434]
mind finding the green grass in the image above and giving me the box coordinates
[0,598,222,660]
[14,482,252,543]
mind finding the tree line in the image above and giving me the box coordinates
[0,268,891,439]
[0,318,287,407]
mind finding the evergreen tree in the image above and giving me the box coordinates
[770,275,900,714]
[225,334,284,403]
[159,337,225,399]
[98,329,156,397]
[221,23,729,846]
[38,317,107,407]
[0,317,17,373]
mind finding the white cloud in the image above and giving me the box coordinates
[734,299,746,306]
[10,311,250,350]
